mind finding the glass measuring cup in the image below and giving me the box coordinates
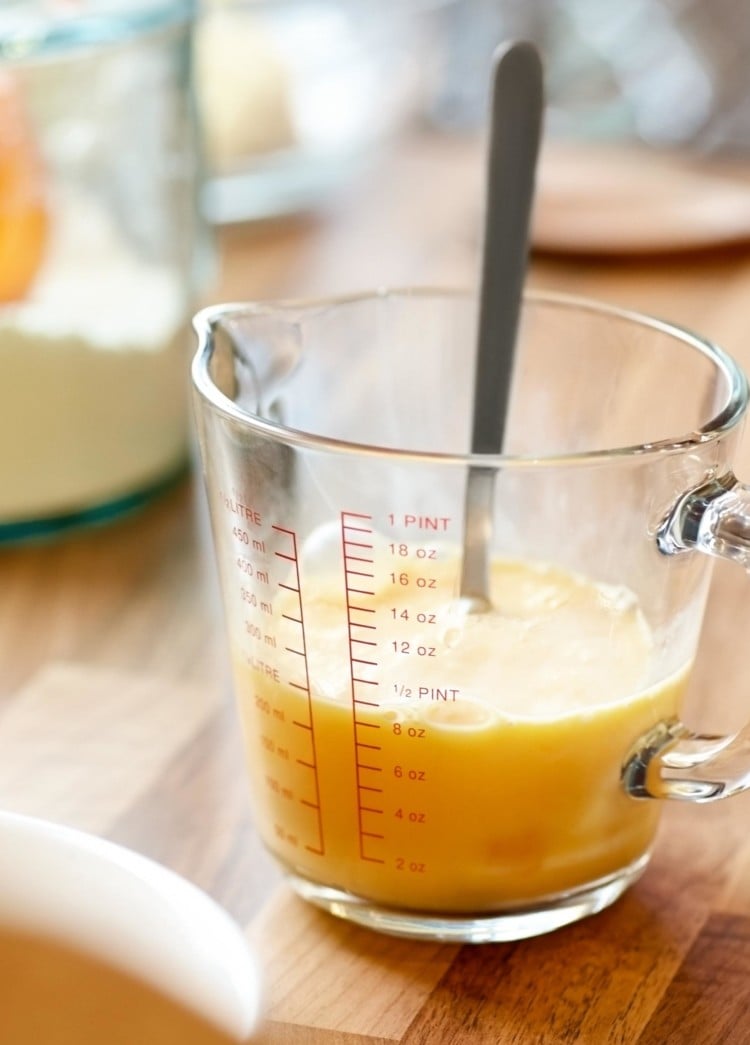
[192,288,750,943]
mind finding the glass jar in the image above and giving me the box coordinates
[0,0,203,541]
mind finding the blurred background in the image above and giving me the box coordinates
[429,0,750,150]
[2,0,750,541]
[196,0,750,227]
[195,0,449,223]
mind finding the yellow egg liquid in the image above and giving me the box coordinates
[232,553,686,914]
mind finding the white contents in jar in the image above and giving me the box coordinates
[0,189,189,522]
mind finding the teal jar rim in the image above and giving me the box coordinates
[0,0,193,62]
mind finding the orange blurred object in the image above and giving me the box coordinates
[0,70,48,303]
[0,926,241,1045]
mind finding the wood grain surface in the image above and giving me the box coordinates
[4,131,750,1043]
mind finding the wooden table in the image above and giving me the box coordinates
[4,132,750,1043]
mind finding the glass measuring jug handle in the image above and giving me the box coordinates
[623,471,750,801]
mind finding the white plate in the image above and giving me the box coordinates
[534,143,750,255]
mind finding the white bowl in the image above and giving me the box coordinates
[0,810,261,1040]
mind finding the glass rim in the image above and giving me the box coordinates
[0,0,192,61]
[191,286,750,468]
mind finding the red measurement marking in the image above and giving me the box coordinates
[271,525,325,857]
[341,510,387,864]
